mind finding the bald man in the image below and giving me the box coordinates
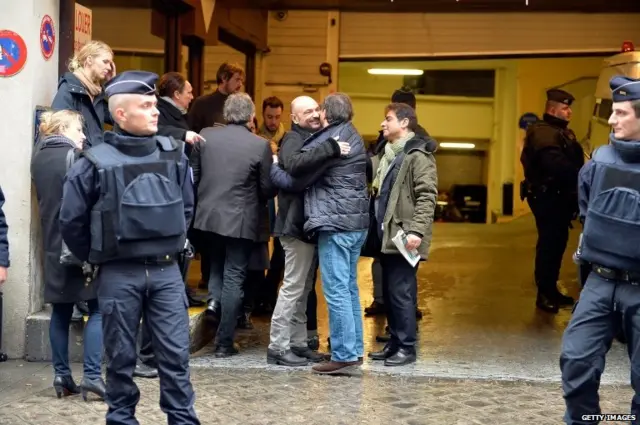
[266,96,345,366]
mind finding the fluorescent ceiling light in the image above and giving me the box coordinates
[367,68,424,76]
[439,142,476,149]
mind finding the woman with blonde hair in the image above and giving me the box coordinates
[31,110,105,401]
[51,40,116,148]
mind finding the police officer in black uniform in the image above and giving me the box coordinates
[520,88,585,313]
[560,76,640,425]
[59,71,200,425]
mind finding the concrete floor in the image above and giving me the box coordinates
[189,214,631,384]
[0,214,635,424]
[0,360,634,425]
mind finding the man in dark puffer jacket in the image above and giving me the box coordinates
[285,93,369,375]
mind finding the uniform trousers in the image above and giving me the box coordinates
[98,260,199,425]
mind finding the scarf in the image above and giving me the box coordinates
[258,123,286,154]
[161,96,187,115]
[73,69,102,98]
[372,132,414,191]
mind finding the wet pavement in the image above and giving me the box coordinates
[0,360,634,425]
[1,215,636,423]
[188,214,630,383]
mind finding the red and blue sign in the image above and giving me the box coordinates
[40,15,55,60]
[0,30,27,78]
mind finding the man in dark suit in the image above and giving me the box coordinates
[190,93,276,357]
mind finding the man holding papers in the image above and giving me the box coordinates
[368,102,438,367]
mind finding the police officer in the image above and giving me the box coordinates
[560,76,640,424]
[59,71,200,425]
[520,88,584,313]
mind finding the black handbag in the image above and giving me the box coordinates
[361,195,382,258]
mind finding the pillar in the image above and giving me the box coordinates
[0,0,60,358]
[164,13,181,73]
[58,0,74,78]
[185,37,204,97]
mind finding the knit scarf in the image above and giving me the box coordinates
[73,69,102,99]
[259,123,286,153]
[372,132,414,191]
[161,96,188,114]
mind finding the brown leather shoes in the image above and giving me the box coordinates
[311,360,361,375]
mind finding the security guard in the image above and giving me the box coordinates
[59,71,200,425]
[520,88,584,313]
[560,76,640,424]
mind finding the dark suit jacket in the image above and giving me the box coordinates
[190,124,276,241]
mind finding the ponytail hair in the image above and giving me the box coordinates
[39,109,84,138]
[68,40,113,72]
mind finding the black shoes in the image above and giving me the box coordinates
[291,346,329,363]
[80,377,106,401]
[267,349,308,366]
[214,345,239,358]
[368,344,397,361]
[206,300,221,320]
[53,375,106,401]
[53,375,80,398]
[364,301,385,316]
[536,292,559,313]
[536,290,574,314]
[384,348,416,367]
[133,363,158,379]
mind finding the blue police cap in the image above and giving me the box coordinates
[546,88,574,106]
[104,71,158,98]
[610,76,640,102]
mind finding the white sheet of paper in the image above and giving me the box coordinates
[391,229,420,267]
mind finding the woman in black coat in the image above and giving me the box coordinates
[31,110,105,401]
[51,40,115,148]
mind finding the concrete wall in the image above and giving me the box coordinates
[339,12,640,57]
[0,0,60,358]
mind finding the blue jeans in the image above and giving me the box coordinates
[318,230,367,362]
[50,300,102,379]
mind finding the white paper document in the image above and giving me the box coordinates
[391,229,421,267]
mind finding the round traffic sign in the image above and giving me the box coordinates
[40,15,55,60]
[0,30,27,78]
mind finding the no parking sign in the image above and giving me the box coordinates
[40,15,55,60]
[0,30,27,78]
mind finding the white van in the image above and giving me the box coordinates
[586,42,640,155]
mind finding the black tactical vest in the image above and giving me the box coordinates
[581,144,640,272]
[83,136,187,264]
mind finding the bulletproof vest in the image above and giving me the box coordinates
[581,145,640,272]
[83,136,187,264]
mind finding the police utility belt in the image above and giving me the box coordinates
[132,254,177,265]
[520,180,562,200]
[591,264,640,285]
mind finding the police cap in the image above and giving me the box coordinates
[391,88,416,110]
[546,88,574,106]
[105,71,158,98]
[610,76,640,102]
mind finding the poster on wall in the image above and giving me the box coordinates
[0,30,27,78]
[40,15,55,60]
[74,3,92,53]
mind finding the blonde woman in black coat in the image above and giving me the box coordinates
[31,110,105,401]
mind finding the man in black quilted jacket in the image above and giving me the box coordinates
[288,93,369,375]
